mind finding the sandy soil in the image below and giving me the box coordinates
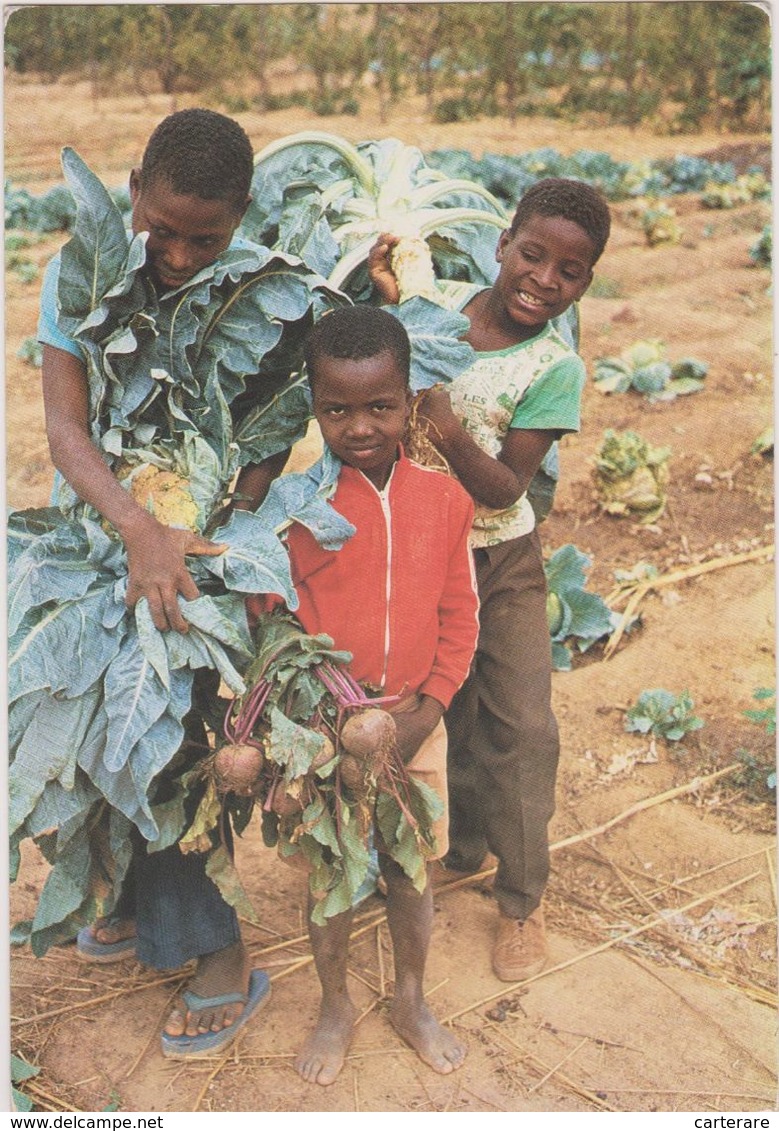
[6,76,775,1115]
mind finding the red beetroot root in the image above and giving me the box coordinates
[339,708,397,768]
[212,743,264,797]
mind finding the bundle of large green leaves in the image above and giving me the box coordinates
[241,129,519,392]
[8,149,350,954]
[244,130,509,299]
[245,130,579,357]
[241,131,579,516]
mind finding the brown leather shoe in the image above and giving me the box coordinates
[492,905,548,981]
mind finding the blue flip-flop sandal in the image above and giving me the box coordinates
[160,969,271,1060]
[76,921,137,964]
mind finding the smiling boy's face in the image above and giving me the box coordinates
[494,213,595,337]
[311,350,410,491]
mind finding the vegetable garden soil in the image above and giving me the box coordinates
[6,79,776,1115]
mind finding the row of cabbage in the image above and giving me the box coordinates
[426,148,769,206]
[5,148,769,234]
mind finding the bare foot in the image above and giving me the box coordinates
[88,917,136,945]
[164,941,250,1037]
[390,997,467,1074]
[295,998,357,1086]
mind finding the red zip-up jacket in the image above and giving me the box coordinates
[248,453,479,709]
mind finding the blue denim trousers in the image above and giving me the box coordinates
[114,827,240,970]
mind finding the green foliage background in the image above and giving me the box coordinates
[5,2,771,134]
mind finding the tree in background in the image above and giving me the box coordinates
[714,2,771,131]
[4,2,771,134]
[249,5,300,112]
[290,3,368,115]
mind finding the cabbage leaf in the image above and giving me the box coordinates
[544,544,616,670]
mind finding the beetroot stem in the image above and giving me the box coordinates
[333,784,344,839]
[218,799,229,849]
[329,663,365,702]
[263,769,283,813]
[316,663,357,705]
[227,678,271,742]
[239,680,271,737]
[317,661,400,708]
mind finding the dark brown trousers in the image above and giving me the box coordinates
[444,528,559,920]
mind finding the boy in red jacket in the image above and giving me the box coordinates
[248,304,478,1085]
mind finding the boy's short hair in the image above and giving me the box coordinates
[139,108,253,210]
[305,305,411,389]
[508,177,611,264]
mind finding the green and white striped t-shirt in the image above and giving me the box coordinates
[436,281,585,547]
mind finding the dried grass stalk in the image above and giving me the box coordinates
[489,1025,613,1110]
[551,763,743,852]
[765,847,777,911]
[604,545,774,658]
[527,1037,589,1094]
[444,872,758,1023]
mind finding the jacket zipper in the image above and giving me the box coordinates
[377,480,393,688]
[361,465,397,689]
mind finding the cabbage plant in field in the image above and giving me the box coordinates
[544,545,615,670]
[751,426,773,456]
[4,177,131,232]
[701,171,770,209]
[625,689,704,742]
[16,336,42,367]
[749,224,772,268]
[637,199,682,247]
[593,429,672,523]
[744,688,777,792]
[593,339,708,401]
[743,687,776,736]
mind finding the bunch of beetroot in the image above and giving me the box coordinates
[213,662,400,813]
[183,610,440,922]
